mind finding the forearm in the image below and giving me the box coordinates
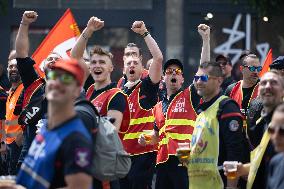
[145,34,163,83]
[241,163,250,176]
[71,28,93,59]
[15,22,30,58]
[200,37,210,65]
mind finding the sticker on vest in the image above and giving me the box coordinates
[75,148,91,168]
[172,97,187,113]
[229,120,239,131]
[191,125,208,155]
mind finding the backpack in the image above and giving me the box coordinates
[74,99,131,181]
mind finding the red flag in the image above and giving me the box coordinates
[32,9,80,77]
[259,49,273,77]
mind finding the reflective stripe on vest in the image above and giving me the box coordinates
[5,84,24,144]
[188,96,227,189]
[6,131,22,138]
[122,82,157,155]
[159,119,195,135]
[129,115,155,126]
[154,88,197,164]
[21,163,50,188]
[160,133,193,145]
[247,130,270,189]
[5,119,19,126]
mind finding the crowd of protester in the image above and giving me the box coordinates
[0,10,283,189]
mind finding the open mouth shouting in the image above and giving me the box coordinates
[94,70,103,75]
[129,69,135,75]
[171,78,177,83]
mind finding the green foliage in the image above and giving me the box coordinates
[232,0,284,16]
[0,0,7,15]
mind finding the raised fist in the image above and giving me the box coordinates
[87,17,104,32]
[198,24,210,39]
[131,21,147,35]
[22,11,38,24]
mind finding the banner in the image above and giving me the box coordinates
[32,8,80,77]
[259,49,273,77]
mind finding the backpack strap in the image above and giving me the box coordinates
[75,99,100,118]
[74,99,101,135]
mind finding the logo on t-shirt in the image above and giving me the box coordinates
[75,148,91,168]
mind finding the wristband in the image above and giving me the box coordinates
[82,32,89,40]
[142,31,150,38]
[20,21,28,26]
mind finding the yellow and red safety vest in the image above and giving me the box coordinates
[154,87,197,164]
[5,84,24,144]
[122,82,157,155]
[86,84,130,134]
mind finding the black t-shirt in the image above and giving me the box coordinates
[123,76,159,110]
[49,117,93,188]
[89,82,126,113]
[225,81,258,112]
[75,92,99,134]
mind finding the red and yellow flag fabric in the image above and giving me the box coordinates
[32,8,80,77]
[259,49,273,77]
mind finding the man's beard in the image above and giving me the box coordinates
[8,73,21,83]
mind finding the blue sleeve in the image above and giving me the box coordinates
[108,92,126,113]
[16,57,40,89]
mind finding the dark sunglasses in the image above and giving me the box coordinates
[243,65,262,72]
[165,68,183,75]
[268,126,284,136]
[47,71,75,85]
[194,75,209,82]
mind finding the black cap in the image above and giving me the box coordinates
[163,59,183,73]
[215,54,232,65]
[270,56,284,70]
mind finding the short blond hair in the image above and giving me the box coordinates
[90,46,113,60]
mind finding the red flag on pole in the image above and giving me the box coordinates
[259,49,273,77]
[32,8,80,77]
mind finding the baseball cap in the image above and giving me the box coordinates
[269,56,284,70]
[51,58,84,86]
[215,54,232,65]
[163,59,184,73]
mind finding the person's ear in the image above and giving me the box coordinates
[239,66,243,72]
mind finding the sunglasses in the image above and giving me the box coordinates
[165,68,183,75]
[268,126,284,136]
[243,65,262,72]
[47,71,75,85]
[193,75,209,82]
